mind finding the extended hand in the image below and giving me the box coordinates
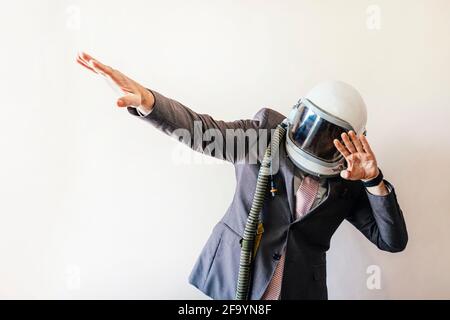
[333,131,379,181]
[76,52,155,113]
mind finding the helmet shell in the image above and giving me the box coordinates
[304,81,367,135]
[285,81,368,177]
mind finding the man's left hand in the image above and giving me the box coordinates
[333,131,379,181]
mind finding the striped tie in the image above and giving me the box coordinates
[261,175,320,300]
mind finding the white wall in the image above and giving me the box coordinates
[0,0,449,299]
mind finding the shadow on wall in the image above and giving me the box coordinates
[327,141,450,299]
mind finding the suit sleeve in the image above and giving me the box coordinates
[127,90,268,163]
[345,180,408,253]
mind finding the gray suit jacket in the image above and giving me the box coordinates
[128,90,408,300]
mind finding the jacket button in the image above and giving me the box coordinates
[272,253,281,261]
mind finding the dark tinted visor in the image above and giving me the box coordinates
[289,104,349,162]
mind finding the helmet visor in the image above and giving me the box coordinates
[289,102,350,163]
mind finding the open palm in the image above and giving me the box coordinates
[333,131,379,181]
[76,52,154,112]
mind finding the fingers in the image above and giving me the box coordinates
[333,139,350,158]
[76,55,97,73]
[76,52,97,72]
[77,52,133,92]
[91,59,114,77]
[76,52,113,78]
[78,52,100,70]
[341,132,357,153]
[77,52,96,70]
[117,93,142,108]
[93,62,128,89]
[340,131,366,154]
[360,134,374,156]
[78,52,113,77]
[79,51,95,62]
[349,131,364,153]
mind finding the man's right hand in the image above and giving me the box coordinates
[76,52,155,113]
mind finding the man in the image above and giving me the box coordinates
[77,52,408,300]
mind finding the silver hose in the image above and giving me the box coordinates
[235,123,287,300]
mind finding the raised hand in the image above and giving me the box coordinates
[76,52,155,113]
[333,131,379,181]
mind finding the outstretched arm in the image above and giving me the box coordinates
[76,52,265,163]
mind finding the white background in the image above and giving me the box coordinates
[0,0,449,299]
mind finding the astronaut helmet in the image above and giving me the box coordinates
[285,81,368,177]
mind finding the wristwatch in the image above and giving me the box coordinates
[362,169,383,188]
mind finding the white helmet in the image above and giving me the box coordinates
[285,81,368,177]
